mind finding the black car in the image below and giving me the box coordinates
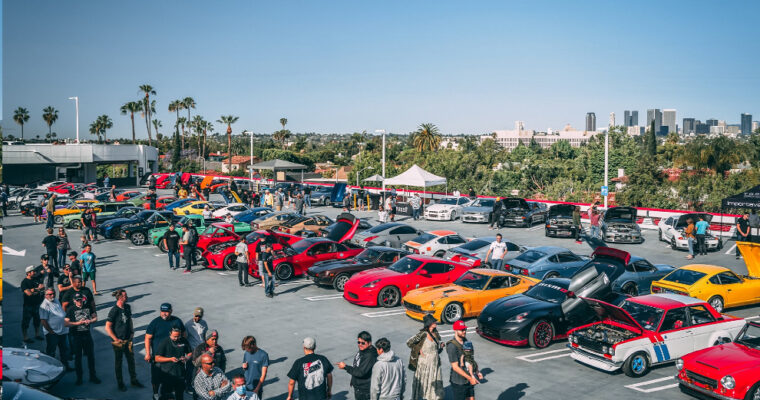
[600,206,644,244]
[99,210,172,240]
[476,247,629,349]
[306,246,410,291]
[121,210,179,245]
[545,204,578,238]
[94,206,143,227]
[496,198,548,228]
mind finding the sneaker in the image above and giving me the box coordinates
[118,382,127,392]
[184,270,191,274]
[239,283,245,287]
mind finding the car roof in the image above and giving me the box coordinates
[679,264,730,274]
[628,294,705,309]
[408,255,457,263]
[531,246,569,254]
[366,246,407,253]
[428,230,457,236]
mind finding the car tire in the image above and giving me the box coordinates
[433,250,446,258]
[744,383,760,400]
[622,283,638,296]
[622,352,650,377]
[333,273,350,292]
[671,238,677,250]
[450,211,457,221]
[442,302,464,324]
[528,320,554,349]
[54,215,63,225]
[708,295,724,313]
[130,231,146,246]
[71,220,82,230]
[194,248,203,261]
[658,229,663,241]
[377,286,401,308]
[383,240,392,248]
[222,253,238,271]
[543,271,560,280]
[158,241,168,253]
[276,263,294,281]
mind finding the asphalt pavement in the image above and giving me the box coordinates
[3,195,758,400]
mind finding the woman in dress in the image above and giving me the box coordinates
[410,314,444,400]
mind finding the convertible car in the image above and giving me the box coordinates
[343,255,474,308]
[477,247,629,348]
[507,246,590,280]
[403,268,540,323]
[657,213,722,252]
[600,206,644,244]
[306,246,410,291]
[650,241,760,312]
[676,320,760,400]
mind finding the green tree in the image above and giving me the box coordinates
[280,118,287,130]
[644,120,657,157]
[120,101,143,143]
[152,119,162,139]
[13,107,30,140]
[88,114,113,143]
[217,115,239,172]
[412,123,442,152]
[177,116,187,151]
[273,129,291,149]
[42,106,59,137]
[139,84,156,145]
[183,97,196,144]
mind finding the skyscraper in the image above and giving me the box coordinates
[586,112,596,132]
[682,118,696,135]
[631,111,638,126]
[624,111,631,127]
[706,119,718,127]
[609,112,615,127]
[647,109,662,135]
[663,109,676,136]
[741,113,752,135]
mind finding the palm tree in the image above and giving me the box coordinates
[139,84,156,145]
[413,123,442,152]
[280,118,287,130]
[168,99,184,152]
[13,107,30,140]
[152,119,162,139]
[217,115,240,172]
[89,121,101,142]
[202,121,213,158]
[42,106,59,138]
[273,129,291,149]
[177,117,187,152]
[120,101,143,143]
[183,97,196,136]
[192,115,205,157]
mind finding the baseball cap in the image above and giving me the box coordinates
[453,320,467,331]
[303,337,316,350]
[194,307,204,317]
[68,251,78,257]
[160,303,172,312]
[25,265,36,273]
[73,292,85,301]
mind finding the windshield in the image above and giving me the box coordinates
[514,250,546,263]
[411,233,437,244]
[457,239,490,251]
[290,240,315,254]
[147,213,168,224]
[387,258,424,274]
[454,271,490,290]
[524,282,568,303]
[134,211,154,220]
[367,223,396,234]
[438,198,459,205]
[178,216,193,226]
[736,323,760,349]
[662,269,706,286]
[356,249,381,263]
[471,199,494,208]
[621,301,663,331]
[202,225,217,235]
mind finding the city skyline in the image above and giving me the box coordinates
[3,1,760,139]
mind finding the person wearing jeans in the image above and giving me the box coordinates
[235,236,250,287]
[163,225,181,270]
[695,216,710,256]
[262,244,275,298]
[485,234,508,271]
[105,289,143,391]
[684,218,696,259]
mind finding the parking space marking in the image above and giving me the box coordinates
[725,244,737,255]
[515,348,572,363]
[746,316,760,321]
[361,309,407,318]
[624,377,678,393]
[217,272,231,276]
[440,327,476,338]
[154,254,165,257]
[304,294,344,301]
[128,246,147,250]
[527,225,544,231]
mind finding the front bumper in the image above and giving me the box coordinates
[344,287,379,306]
[476,320,531,346]
[546,225,576,237]
[567,345,622,372]
[676,375,740,400]
[462,213,489,223]
[403,301,439,321]
[501,217,528,226]
[305,270,334,286]
[424,211,452,221]
[603,231,644,243]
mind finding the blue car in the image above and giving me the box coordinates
[99,210,170,239]
[163,198,195,212]
[233,207,273,224]
[506,246,590,280]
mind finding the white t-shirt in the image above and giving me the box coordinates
[489,241,507,260]
[235,242,248,263]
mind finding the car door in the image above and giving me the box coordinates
[305,242,335,268]
[685,304,721,347]
[445,235,467,252]
[657,307,694,360]
[412,262,451,290]
[389,226,415,247]
[711,271,753,307]
[663,217,674,239]
[474,275,511,311]
[555,252,586,277]
[631,260,659,293]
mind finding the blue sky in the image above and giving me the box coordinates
[3,0,759,140]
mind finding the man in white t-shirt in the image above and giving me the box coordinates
[485,234,508,270]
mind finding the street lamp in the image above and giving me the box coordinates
[357,166,374,187]
[375,129,386,193]
[604,126,609,208]
[243,130,254,184]
[68,96,79,143]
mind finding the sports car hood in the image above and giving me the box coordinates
[427,203,457,212]
[462,205,491,213]
[604,207,637,222]
[101,217,135,227]
[684,342,760,374]
[325,213,360,243]
[737,241,760,277]
[349,267,403,285]
[548,204,575,217]
[501,198,529,211]
[309,258,367,273]
[482,294,555,319]
[582,298,643,333]
[404,284,474,303]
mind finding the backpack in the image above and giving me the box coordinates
[406,331,426,371]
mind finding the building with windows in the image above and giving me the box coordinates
[663,109,677,136]
[741,113,752,135]
[682,118,696,135]
[623,110,639,127]
[586,112,596,132]
[485,122,599,151]
[647,109,663,135]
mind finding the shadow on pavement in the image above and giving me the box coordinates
[498,383,529,400]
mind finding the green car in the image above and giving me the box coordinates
[149,214,253,252]
[61,202,135,229]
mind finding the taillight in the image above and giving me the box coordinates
[521,268,529,276]
[652,286,661,293]
[413,248,420,254]
[363,235,378,242]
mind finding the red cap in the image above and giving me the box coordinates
[453,320,467,331]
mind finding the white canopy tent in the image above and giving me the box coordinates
[382,165,447,203]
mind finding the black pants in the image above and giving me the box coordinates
[113,340,137,384]
[184,249,193,271]
[451,382,475,400]
[160,374,185,400]
[21,305,41,335]
[354,387,370,400]
[696,234,707,255]
[45,332,69,363]
[737,234,751,255]
[238,262,249,284]
[71,333,96,380]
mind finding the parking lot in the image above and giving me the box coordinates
[3,194,759,400]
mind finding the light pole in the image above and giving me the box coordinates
[243,130,254,184]
[604,126,609,208]
[68,96,79,143]
[375,129,386,193]
[357,166,374,187]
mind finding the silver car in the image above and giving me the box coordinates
[461,198,497,223]
[351,222,423,248]
[444,236,525,267]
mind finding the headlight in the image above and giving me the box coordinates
[675,359,684,371]
[507,312,529,323]
[362,279,381,288]
[549,219,557,224]
[720,375,735,389]
[430,301,435,308]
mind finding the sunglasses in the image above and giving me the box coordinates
[45,293,55,296]
[203,361,215,365]
[357,340,368,345]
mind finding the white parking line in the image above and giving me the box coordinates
[725,244,737,255]
[154,254,165,257]
[361,309,407,318]
[527,225,544,231]
[624,376,678,393]
[217,272,230,276]
[128,246,147,250]
[515,348,572,363]
[440,327,476,338]
[304,294,344,301]
[746,316,760,321]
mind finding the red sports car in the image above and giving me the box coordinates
[116,190,142,201]
[189,223,240,256]
[676,320,760,400]
[144,195,178,210]
[202,230,302,271]
[48,182,79,194]
[343,255,473,308]
[249,213,362,281]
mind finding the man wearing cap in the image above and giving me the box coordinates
[61,275,95,313]
[446,321,478,400]
[39,287,71,370]
[186,307,209,350]
[194,353,231,400]
[145,302,186,399]
[36,254,56,290]
[286,337,333,400]
[67,250,82,275]
[21,265,45,343]
[64,292,101,385]
[192,330,227,372]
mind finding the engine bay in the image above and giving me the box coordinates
[576,324,637,345]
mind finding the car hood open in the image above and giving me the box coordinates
[548,204,575,217]
[581,298,643,333]
[675,213,712,228]
[737,241,760,277]
[604,206,637,222]
[326,213,360,243]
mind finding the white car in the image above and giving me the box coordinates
[424,197,473,221]
[657,213,721,252]
[2,347,65,388]
[403,230,467,257]
[211,203,250,218]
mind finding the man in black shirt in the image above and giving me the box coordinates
[57,264,74,302]
[337,331,377,400]
[37,254,56,289]
[105,289,143,391]
[287,337,333,400]
[64,292,101,385]
[42,228,60,269]
[21,265,44,343]
[261,244,276,298]
[61,276,96,314]
[737,213,751,259]
[489,197,502,229]
[303,185,312,208]
[155,327,192,400]
[67,251,82,276]
[145,302,186,398]
[446,321,478,400]
[162,224,181,270]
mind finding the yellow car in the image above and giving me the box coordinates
[173,201,215,216]
[52,199,101,224]
[650,241,760,312]
[402,268,540,323]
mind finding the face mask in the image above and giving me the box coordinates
[236,386,246,395]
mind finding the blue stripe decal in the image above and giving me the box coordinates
[653,344,663,362]
[660,343,671,361]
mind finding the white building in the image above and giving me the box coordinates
[440,138,460,150]
[484,121,599,151]
[627,126,643,136]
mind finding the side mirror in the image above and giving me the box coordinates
[419,269,429,276]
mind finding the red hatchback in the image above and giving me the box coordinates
[343,255,473,308]
[203,230,301,271]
